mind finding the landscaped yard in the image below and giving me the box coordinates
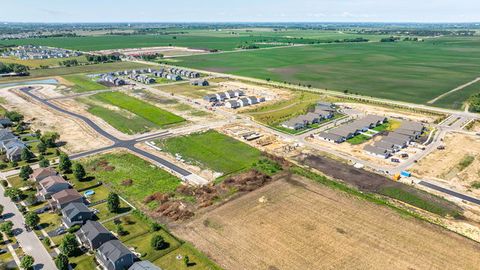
[154,243,222,270]
[103,213,181,262]
[91,201,132,222]
[81,151,182,206]
[157,130,262,175]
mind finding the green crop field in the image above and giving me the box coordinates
[62,74,105,92]
[92,91,185,128]
[432,81,480,110]
[0,30,385,52]
[175,37,480,106]
[157,130,262,175]
[81,152,181,204]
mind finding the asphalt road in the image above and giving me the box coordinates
[419,181,480,205]
[20,87,193,177]
[0,186,57,270]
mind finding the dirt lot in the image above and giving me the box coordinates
[0,86,112,153]
[338,102,439,123]
[174,175,480,270]
[411,132,480,196]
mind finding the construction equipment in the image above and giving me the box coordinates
[393,173,401,181]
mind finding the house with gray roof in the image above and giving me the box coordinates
[37,175,70,199]
[373,140,396,152]
[281,117,307,130]
[364,145,391,159]
[225,100,241,109]
[381,136,408,149]
[0,118,13,128]
[317,132,345,143]
[61,202,93,228]
[129,261,162,270]
[4,140,27,161]
[77,220,115,250]
[96,240,135,270]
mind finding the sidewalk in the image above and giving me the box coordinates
[0,186,57,270]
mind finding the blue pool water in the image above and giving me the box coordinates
[84,190,95,197]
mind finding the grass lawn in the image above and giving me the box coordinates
[157,130,262,175]
[175,36,480,106]
[81,152,182,206]
[62,74,105,92]
[154,243,222,270]
[7,175,30,189]
[91,92,185,128]
[38,211,62,231]
[103,213,181,261]
[69,252,97,270]
[84,100,158,135]
[347,134,371,145]
[90,201,132,222]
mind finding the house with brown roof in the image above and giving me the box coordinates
[49,189,84,210]
[37,175,70,199]
[30,167,57,182]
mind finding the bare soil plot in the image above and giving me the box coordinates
[411,133,480,197]
[0,86,112,153]
[174,175,480,270]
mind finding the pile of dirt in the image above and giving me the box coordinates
[91,159,115,172]
[147,169,274,222]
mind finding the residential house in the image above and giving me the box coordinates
[30,167,57,182]
[0,118,13,128]
[76,220,115,250]
[225,100,241,109]
[61,202,93,228]
[281,118,307,130]
[129,261,162,270]
[38,175,70,199]
[4,140,27,161]
[96,240,135,270]
[49,189,83,210]
[317,132,345,143]
[364,145,391,159]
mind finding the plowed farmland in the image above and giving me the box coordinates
[174,175,480,270]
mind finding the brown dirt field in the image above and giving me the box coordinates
[299,154,461,214]
[174,175,480,270]
[338,102,438,123]
[0,87,112,154]
[411,132,480,197]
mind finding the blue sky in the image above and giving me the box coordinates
[1,0,479,23]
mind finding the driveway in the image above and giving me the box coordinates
[0,186,56,270]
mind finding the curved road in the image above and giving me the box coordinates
[20,87,192,177]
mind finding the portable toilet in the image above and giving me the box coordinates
[400,171,411,178]
[393,173,401,181]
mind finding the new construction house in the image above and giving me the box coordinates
[282,102,336,130]
[204,90,245,102]
[317,115,387,143]
[363,120,426,159]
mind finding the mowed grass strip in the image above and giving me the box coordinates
[63,74,105,92]
[87,104,157,134]
[82,152,181,204]
[92,91,185,127]
[158,130,262,174]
